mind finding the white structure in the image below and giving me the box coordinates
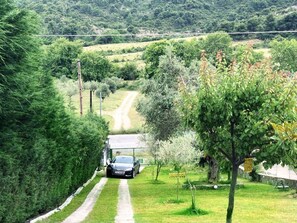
[259,164,297,180]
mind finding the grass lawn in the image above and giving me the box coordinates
[40,174,104,223]
[129,166,297,223]
[83,178,120,223]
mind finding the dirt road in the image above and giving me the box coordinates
[113,91,138,131]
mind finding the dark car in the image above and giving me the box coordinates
[106,155,140,178]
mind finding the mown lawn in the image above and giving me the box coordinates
[129,166,297,223]
[83,178,120,223]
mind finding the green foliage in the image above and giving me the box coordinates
[180,49,297,223]
[94,30,124,44]
[80,51,112,82]
[232,45,264,64]
[96,83,111,100]
[138,48,185,141]
[43,38,83,79]
[202,32,233,64]
[270,38,297,72]
[103,77,117,93]
[116,62,139,80]
[16,0,297,42]
[143,41,170,78]
[0,2,109,222]
[158,132,200,172]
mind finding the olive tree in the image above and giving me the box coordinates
[158,132,200,172]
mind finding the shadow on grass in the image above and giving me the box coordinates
[174,207,209,216]
[162,199,185,204]
[149,180,166,184]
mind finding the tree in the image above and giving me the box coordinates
[180,51,297,223]
[96,83,111,100]
[143,40,170,78]
[138,48,185,141]
[80,51,112,82]
[158,132,200,172]
[201,32,233,64]
[80,51,112,112]
[43,38,83,79]
[138,48,187,180]
[270,38,297,72]
[271,107,297,169]
[116,63,139,80]
[158,132,200,200]
[0,2,109,222]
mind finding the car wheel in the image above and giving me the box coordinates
[106,170,111,178]
[131,170,136,178]
[137,168,140,174]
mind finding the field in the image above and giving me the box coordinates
[84,37,269,71]
[83,36,205,69]
[129,166,297,223]
[69,89,144,133]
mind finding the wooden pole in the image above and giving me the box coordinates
[100,91,102,116]
[77,60,83,116]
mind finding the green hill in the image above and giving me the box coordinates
[16,0,297,41]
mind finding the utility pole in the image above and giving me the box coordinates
[99,91,102,116]
[77,60,83,116]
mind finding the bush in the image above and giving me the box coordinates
[96,83,111,100]
[116,63,139,80]
[103,78,117,93]
[125,79,144,90]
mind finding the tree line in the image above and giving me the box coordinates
[0,1,109,222]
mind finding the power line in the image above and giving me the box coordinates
[34,30,297,37]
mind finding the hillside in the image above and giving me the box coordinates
[16,0,297,42]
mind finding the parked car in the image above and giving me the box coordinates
[106,155,140,178]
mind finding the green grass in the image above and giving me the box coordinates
[129,166,297,223]
[40,174,104,223]
[69,89,144,133]
[83,178,120,223]
[113,60,146,69]
[254,48,271,58]
[84,41,155,52]
[107,52,143,62]
[83,36,205,53]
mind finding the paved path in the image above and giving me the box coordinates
[114,166,145,223]
[62,177,108,223]
[114,179,135,223]
[113,91,138,131]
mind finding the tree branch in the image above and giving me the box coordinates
[218,147,232,161]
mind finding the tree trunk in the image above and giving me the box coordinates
[90,90,93,113]
[208,156,219,183]
[226,164,239,223]
[155,162,162,181]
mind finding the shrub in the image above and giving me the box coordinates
[116,63,139,80]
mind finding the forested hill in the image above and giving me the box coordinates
[16,0,297,37]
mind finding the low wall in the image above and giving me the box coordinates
[238,167,297,188]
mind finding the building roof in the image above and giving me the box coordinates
[108,134,148,149]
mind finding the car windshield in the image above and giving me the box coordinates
[113,156,134,164]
